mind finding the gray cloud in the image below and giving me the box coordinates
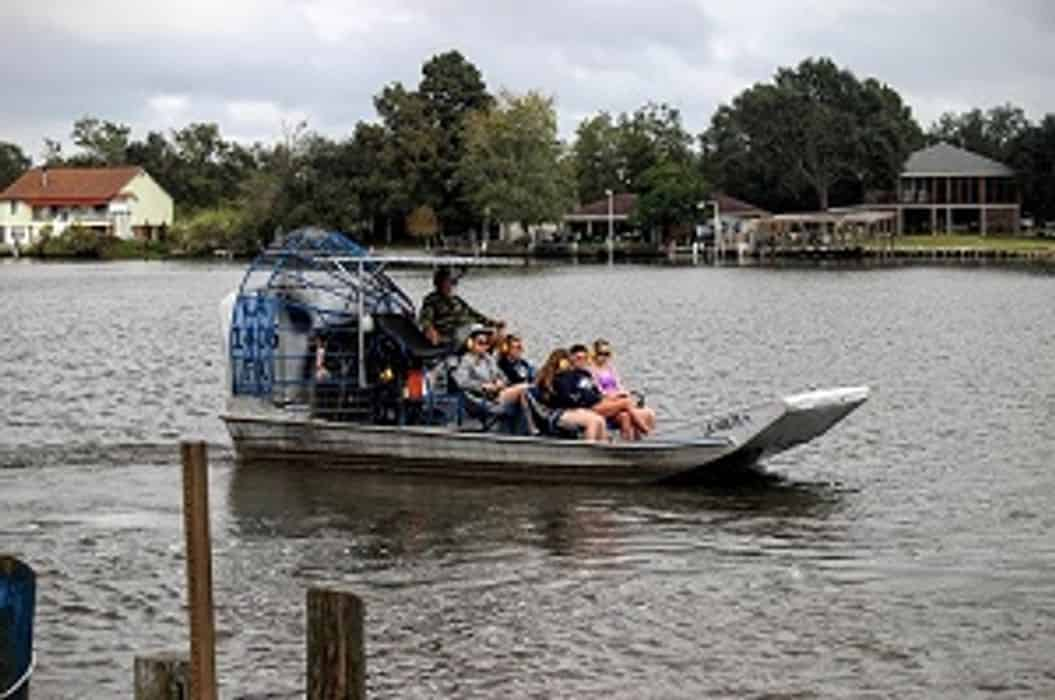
[2,1,1054,157]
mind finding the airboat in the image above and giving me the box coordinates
[219,228,869,485]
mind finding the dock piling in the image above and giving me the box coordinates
[180,441,218,700]
[307,588,365,700]
[134,651,189,700]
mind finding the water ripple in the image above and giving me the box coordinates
[1,261,1054,697]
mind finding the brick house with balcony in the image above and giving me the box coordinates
[894,142,1020,235]
[0,166,174,247]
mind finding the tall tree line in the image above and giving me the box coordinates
[4,53,1055,249]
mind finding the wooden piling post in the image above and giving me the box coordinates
[181,441,218,700]
[0,556,35,700]
[134,651,189,700]
[307,588,365,700]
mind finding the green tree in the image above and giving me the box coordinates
[701,57,921,211]
[1008,114,1055,223]
[929,103,1029,163]
[70,116,131,165]
[616,102,694,191]
[278,133,363,234]
[458,91,575,240]
[836,79,925,201]
[0,142,30,190]
[348,122,398,242]
[417,51,493,234]
[572,102,695,204]
[166,122,253,211]
[237,168,282,248]
[633,160,709,242]
[772,59,868,211]
[374,82,441,231]
[571,112,623,204]
[420,50,493,131]
[126,131,179,193]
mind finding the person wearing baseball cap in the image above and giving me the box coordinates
[419,266,505,346]
[452,323,528,417]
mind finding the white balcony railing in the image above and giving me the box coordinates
[32,208,113,223]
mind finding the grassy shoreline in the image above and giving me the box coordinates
[5,233,1055,262]
[878,234,1055,253]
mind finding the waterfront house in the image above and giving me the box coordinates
[563,192,768,244]
[563,192,640,241]
[0,166,174,247]
[894,143,1019,234]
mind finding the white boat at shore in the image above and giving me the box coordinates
[220,228,869,485]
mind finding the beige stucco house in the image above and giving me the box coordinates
[0,166,173,246]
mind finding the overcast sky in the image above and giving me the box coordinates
[3,1,1054,159]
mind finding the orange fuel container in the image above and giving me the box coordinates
[405,369,425,399]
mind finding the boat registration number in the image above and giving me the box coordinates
[230,294,279,396]
[702,411,752,436]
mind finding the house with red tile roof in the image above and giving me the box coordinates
[0,166,173,247]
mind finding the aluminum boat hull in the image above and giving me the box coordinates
[223,386,870,485]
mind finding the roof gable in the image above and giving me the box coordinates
[0,167,143,204]
[903,143,1014,177]
[567,191,769,218]
[568,192,638,217]
[712,192,770,216]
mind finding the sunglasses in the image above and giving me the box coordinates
[596,350,611,357]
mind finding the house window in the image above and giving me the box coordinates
[9,201,15,215]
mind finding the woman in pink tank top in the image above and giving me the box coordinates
[590,339,623,395]
[589,339,657,439]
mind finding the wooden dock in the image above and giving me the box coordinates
[664,244,1055,264]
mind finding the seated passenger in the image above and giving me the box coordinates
[452,325,528,415]
[589,338,656,439]
[419,267,505,347]
[566,344,651,441]
[535,349,607,442]
[497,334,535,385]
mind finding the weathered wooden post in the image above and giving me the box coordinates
[0,556,35,700]
[134,652,189,699]
[181,441,218,700]
[307,588,365,700]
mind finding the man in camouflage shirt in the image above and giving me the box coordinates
[419,267,504,346]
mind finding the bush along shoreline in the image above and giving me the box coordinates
[1,225,169,260]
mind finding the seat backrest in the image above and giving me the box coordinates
[373,313,450,362]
